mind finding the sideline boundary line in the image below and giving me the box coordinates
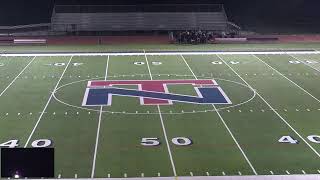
[24,56,73,147]
[91,55,110,178]
[217,54,320,158]
[24,174,320,180]
[1,50,320,57]
[0,56,36,97]
[180,54,258,175]
[253,54,320,103]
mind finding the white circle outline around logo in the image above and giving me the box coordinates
[53,74,256,115]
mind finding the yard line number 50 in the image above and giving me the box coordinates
[141,137,192,146]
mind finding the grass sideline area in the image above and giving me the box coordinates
[1,42,320,53]
[0,44,320,178]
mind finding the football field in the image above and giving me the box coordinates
[1,49,320,178]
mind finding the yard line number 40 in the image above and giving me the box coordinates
[279,135,320,144]
[0,139,51,148]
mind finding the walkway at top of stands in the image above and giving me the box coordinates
[53,4,224,13]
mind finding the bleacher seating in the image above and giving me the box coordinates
[51,4,228,32]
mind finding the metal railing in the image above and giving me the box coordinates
[227,22,241,30]
[0,23,51,30]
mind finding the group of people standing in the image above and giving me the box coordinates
[170,30,214,44]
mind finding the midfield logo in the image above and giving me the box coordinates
[82,80,231,106]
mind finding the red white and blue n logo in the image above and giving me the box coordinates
[82,79,231,106]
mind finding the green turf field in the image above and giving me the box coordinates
[0,45,320,178]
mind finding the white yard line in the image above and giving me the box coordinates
[24,56,73,147]
[0,56,36,97]
[288,53,320,73]
[180,54,258,175]
[144,50,178,177]
[217,54,320,158]
[157,105,177,177]
[214,104,258,175]
[144,50,153,80]
[253,54,320,103]
[1,50,320,57]
[180,55,197,78]
[91,55,110,178]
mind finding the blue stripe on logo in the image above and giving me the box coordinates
[85,87,230,106]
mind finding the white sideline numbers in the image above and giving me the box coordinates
[289,61,301,64]
[141,137,192,146]
[134,62,145,65]
[134,62,162,65]
[31,139,52,147]
[211,61,240,65]
[279,135,320,144]
[0,140,19,148]
[307,135,320,144]
[289,60,319,64]
[172,137,192,146]
[152,62,162,65]
[73,63,83,66]
[229,61,240,65]
[0,139,52,148]
[278,136,298,144]
[46,63,83,67]
[141,138,160,146]
[54,63,66,66]
[211,61,223,65]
